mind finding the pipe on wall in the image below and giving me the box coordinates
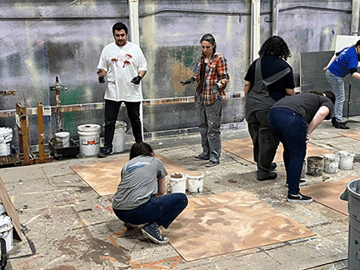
[250,0,261,63]
[351,0,360,35]
[128,0,144,141]
[272,0,279,36]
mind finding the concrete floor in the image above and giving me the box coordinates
[2,117,360,270]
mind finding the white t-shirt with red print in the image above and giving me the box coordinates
[98,41,147,102]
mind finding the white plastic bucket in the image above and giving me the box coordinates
[55,131,70,148]
[0,215,13,252]
[113,121,126,153]
[77,124,101,156]
[187,171,204,193]
[323,153,340,174]
[0,127,12,157]
[169,173,187,194]
[338,150,355,170]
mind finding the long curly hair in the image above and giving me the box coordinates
[259,36,291,61]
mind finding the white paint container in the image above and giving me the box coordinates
[169,173,187,194]
[338,150,355,170]
[323,153,340,174]
[55,131,70,148]
[0,127,12,156]
[0,215,13,252]
[77,124,101,156]
[187,171,204,193]
[113,121,126,153]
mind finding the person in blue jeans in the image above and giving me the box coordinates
[112,142,188,244]
[323,40,360,129]
[268,91,335,203]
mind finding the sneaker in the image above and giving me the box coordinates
[287,193,313,203]
[271,163,277,171]
[286,179,307,187]
[142,222,169,244]
[98,146,113,158]
[205,160,219,167]
[193,155,208,161]
[257,172,277,181]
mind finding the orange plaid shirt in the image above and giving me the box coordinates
[195,53,229,105]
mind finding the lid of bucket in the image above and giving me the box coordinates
[0,127,12,135]
[338,150,355,157]
[187,171,204,177]
[55,132,70,138]
[0,204,5,215]
[77,124,101,132]
[115,121,127,129]
[0,127,13,141]
[0,215,12,231]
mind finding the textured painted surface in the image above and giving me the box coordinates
[167,190,316,261]
[222,138,333,164]
[70,153,192,196]
[301,176,357,215]
[0,0,355,145]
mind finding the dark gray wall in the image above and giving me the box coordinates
[0,0,355,146]
[301,51,360,117]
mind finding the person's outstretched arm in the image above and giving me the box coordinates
[306,106,330,142]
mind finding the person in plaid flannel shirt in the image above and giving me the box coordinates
[181,33,229,167]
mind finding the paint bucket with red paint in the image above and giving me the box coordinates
[77,124,101,156]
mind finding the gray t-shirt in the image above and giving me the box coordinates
[112,155,168,210]
[271,93,334,123]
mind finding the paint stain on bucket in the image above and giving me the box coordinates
[307,156,323,176]
[338,150,355,170]
[323,153,340,174]
[169,173,187,194]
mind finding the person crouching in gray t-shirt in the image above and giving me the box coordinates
[112,142,188,244]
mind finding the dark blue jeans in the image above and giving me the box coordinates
[104,99,142,148]
[268,107,307,195]
[113,193,188,229]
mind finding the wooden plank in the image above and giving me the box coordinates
[0,177,22,240]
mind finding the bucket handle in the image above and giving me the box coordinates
[0,237,7,270]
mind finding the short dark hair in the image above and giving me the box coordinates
[310,90,335,104]
[259,36,291,61]
[129,142,154,160]
[355,40,360,47]
[200,33,217,57]
[112,22,128,35]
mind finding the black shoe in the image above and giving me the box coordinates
[271,163,277,171]
[257,172,277,181]
[98,146,113,158]
[142,222,169,244]
[287,193,313,203]
[193,155,209,161]
[205,160,219,167]
[334,121,350,129]
[331,117,336,127]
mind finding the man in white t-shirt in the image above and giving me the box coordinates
[97,22,147,158]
